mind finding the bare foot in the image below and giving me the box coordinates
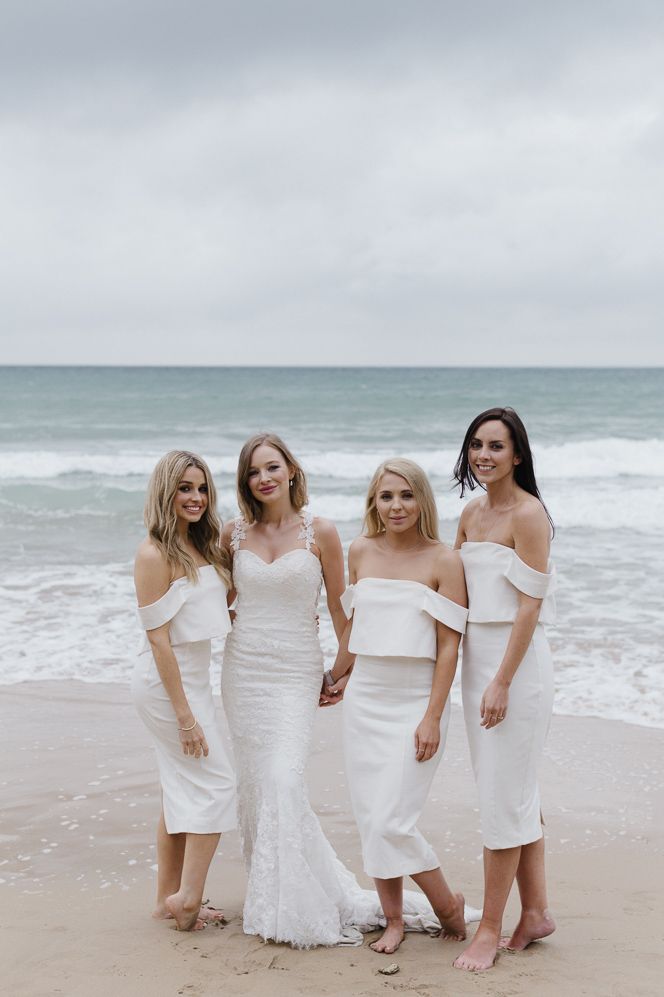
[453,926,498,972]
[437,892,467,941]
[165,892,206,932]
[499,909,556,951]
[153,901,224,923]
[369,922,404,954]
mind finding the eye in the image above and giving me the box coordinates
[179,485,190,492]
[268,464,280,471]
[469,440,481,449]
[248,469,258,478]
[402,492,414,499]
[490,443,504,450]
[199,484,208,493]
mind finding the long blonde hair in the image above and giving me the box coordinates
[364,458,440,542]
[236,432,308,524]
[144,450,231,586]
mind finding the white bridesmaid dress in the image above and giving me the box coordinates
[459,542,556,849]
[341,578,468,879]
[131,564,236,835]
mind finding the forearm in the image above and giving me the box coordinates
[149,642,193,725]
[424,649,458,720]
[328,619,355,681]
[494,604,542,686]
[328,602,348,642]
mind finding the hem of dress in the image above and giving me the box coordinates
[242,925,341,950]
[364,858,440,879]
[482,827,543,850]
[163,819,237,835]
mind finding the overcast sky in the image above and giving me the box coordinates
[1,1,663,366]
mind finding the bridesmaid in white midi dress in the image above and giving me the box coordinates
[131,451,236,931]
[325,458,470,955]
[451,408,557,972]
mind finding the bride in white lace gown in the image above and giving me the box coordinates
[221,433,470,948]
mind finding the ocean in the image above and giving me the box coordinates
[1,366,662,728]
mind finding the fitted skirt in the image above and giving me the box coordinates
[342,654,450,879]
[132,639,236,835]
[462,623,554,849]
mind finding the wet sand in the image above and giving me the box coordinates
[2,681,663,997]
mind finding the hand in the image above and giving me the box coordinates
[178,722,209,758]
[414,716,440,762]
[319,672,350,707]
[480,678,509,729]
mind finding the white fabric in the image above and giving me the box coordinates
[221,532,478,947]
[131,567,236,835]
[460,542,556,625]
[460,541,555,849]
[342,578,468,660]
[343,654,450,878]
[137,565,232,654]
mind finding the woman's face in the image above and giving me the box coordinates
[375,471,420,534]
[246,444,293,506]
[173,465,208,526]
[467,419,520,485]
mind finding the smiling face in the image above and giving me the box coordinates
[468,419,521,486]
[375,471,421,535]
[246,444,293,506]
[173,465,209,527]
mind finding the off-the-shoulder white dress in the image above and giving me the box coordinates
[341,578,468,879]
[460,542,556,849]
[131,565,236,835]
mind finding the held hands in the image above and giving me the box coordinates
[480,678,509,729]
[414,716,440,762]
[178,719,209,758]
[319,672,350,707]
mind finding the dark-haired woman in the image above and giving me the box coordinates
[452,408,556,972]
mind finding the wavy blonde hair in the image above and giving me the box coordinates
[364,458,440,542]
[144,450,231,586]
[236,433,308,524]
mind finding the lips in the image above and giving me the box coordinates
[259,485,276,494]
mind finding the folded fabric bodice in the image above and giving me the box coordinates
[460,542,556,625]
[137,564,231,654]
[341,577,468,661]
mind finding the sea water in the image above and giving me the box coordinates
[1,366,662,728]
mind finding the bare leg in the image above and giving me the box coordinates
[166,832,221,931]
[410,867,466,940]
[152,810,186,918]
[371,877,404,953]
[454,845,521,972]
[500,837,555,950]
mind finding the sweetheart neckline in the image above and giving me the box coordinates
[235,547,321,568]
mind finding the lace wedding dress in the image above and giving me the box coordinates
[222,512,478,948]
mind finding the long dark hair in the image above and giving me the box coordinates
[453,406,554,535]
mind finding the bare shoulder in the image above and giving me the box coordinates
[220,519,236,544]
[433,544,467,605]
[134,539,171,601]
[513,495,550,538]
[312,516,339,543]
[135,538,167,570]
[434,543,464,581]
[460,496,482,524]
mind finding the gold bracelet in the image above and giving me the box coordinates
[178,718,197,731]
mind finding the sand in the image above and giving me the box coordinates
[2,680,663,997]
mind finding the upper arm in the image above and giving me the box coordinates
[435,548,468,608]
[315,518,345,603]
[134,542,171,608]
[512,503,550,573]
[453,500,475,549]
[347,536,366,585]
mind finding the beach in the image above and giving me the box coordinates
[3,680,662,997]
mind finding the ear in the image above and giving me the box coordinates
[513,454,522,466]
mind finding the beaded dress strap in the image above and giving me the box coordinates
[231,516,247,554]
[297,509,315,551]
